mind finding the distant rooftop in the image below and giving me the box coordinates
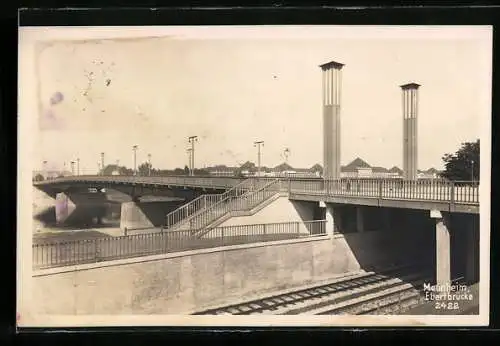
[319,60,345,71]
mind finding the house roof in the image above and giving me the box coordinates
[344,157,371,171]
[389,166,403,173]
[372,166,389,173]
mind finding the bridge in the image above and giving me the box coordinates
[30,58,481,316]
[34,175,479,214]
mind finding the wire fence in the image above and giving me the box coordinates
[33,220,326,270]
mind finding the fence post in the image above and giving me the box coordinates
[378,180,383,200]
[221,227,225,247]
[288,179,291,194]
[450,181,455,211]
[296,222,300,236]
[263,223,267,236]
[95,239,101,262]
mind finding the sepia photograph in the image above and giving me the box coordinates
[17,25,491,327]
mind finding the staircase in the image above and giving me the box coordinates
[164,178,283,233]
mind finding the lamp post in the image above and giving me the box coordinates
[76,158,80,176]
[42,160,47,179]
[148,153,152,176]
[471,159,475,182]
[100,152,105,176]
[132,145,138,176]
[254,141,264,178]
[186,148,193,176]
[283,148,290,164]
[188,136,198,176]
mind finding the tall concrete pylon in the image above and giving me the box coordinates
[401,82,420,180]
[320,60,344,180]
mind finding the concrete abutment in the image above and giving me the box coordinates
[120,200,184,230]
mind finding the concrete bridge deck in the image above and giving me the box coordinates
[33,175,479,214]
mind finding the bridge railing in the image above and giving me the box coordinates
[164,178,255,229]
[229,179,282,212]
[32,220,327,269]
[289,178,479,204]
[34,175,247,189]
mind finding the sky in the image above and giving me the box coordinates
[19,26,492,174]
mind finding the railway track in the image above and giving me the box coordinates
[355,276,466,315]
[193,262,434,315]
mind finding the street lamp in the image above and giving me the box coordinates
[148,153,152,176]
[76,158,80,176]
[283,148,290,164]
[254,141,264,178]
[132,145,138,176]
[188,136,198,176]
[471,159,475,182]
[100,152,105,176]
[186,148,193,176]
[42,160,47,179]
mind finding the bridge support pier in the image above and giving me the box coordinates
[356,207,364,233]
[321,202,342,237]
[55,191,107,226]
[325,204,334,237]
[120,202,155,231]
[431,209,451,286]
[465,215,479,284]
[120,200,184,231]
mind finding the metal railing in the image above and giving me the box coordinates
[32,220,326,269]
[229,179,282,212]
[34,175,479,205]
[182,179,282,231]
[164,179,255,229]
[33,175,246,189]
[167,179,279,230]
[289,178,479,204]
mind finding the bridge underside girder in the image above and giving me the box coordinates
[289,193,479,214]
[36,182,226,200]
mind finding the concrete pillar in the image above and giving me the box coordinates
[431,209,451,286]
[465,215,478,283]
[356,207,364,233]
[320,60,344,180]
[320,201,339,237]
[325,204,334,237]
[401,82,420,180]
[120,200,183,230]
[55,191,107,226]
[120,201,155,230]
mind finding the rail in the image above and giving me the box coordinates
[229,179,282,212]
[164,178,255,229]
[32,220,327,269]
[33,175,247,189]
[289,179,479,204]
[172,179,282,231]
